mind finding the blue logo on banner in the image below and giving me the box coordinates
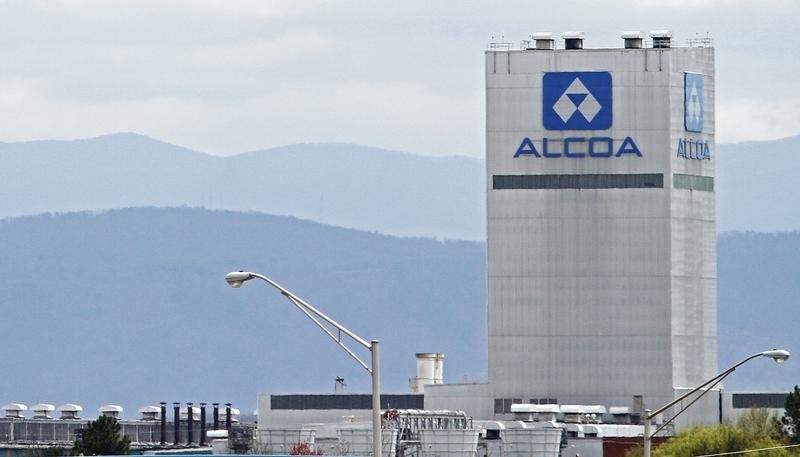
[543,72,612,130]
[684,73,703,132]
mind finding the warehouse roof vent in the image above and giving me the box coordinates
[139,405,160,421]
[57,404,83,420]
[31,404,55,419]
[532,32,554,50]
[3,403,27,419]
[562,31,585,50]
[621,31,644,49]
[650,30,673,48]
[99,405,123,419]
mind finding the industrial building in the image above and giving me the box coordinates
[426,30,718,427]
[252,32,722,453]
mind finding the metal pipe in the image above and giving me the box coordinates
[160,402,166,445]
[213,403,219,430]
[224,270,383,457]
[642,350,790,457]
[173,402,180,445]
[187,402,193,444]
[372,340,381,457]
[200,403,207,446]
[643,408,651,457]
[225,403,232,430]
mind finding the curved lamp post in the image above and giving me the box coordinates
[643,349,790,457]
[225,271,382,457]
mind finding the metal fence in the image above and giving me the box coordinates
[254,428,316,455]
[500,429,562,457]
[0,419,241,446]
[336,428,397,457]
[419,429,480,457]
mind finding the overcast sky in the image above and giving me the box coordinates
[0,0,797,158]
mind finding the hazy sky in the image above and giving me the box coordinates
[0,0,797,158]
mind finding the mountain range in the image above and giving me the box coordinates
[1,132,800,240]
[0,208,486,417]
[0,132,798,418]
[0,133,484,240]
[0,208,797,419]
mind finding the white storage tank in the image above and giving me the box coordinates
[409,353,444,393]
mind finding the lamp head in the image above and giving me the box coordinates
[761,349,790,364]
[225,271,253,288]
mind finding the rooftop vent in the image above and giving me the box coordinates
[31,403,55,419]
[510,403,560,422]
[650,30,673,48]
[560,404,586,423]
[139,405,161,421]
[562,31,585,50]
[99,405,123,419]
[608,406,630,415]
[608,406,632,424]
[2,403,27,419]
[621,31,644,49]
[181,406,201,421]
[58,403,83,420]
[584,405,607,415]
[533,32,554,50]
[584,405,607,424]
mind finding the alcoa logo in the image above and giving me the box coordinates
[543,72,612,130]
[684,72,703,133]
[513,71,642,158]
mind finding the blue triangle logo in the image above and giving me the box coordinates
[567,93,588,106]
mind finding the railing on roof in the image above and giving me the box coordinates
[687,36,714,48]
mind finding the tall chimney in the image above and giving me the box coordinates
[213,403,219,430]
[187,402,194,444]
[225,403,232,430]
[173,402,180,445]
[160,402,166,445]
[200,403,207,446]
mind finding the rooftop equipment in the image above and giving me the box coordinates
[532,32,555,50]
[31,403,55,419]
[99,405,123,419]
[562,31,586,50]
[181,405,201,421]
[533,404,560,422]
[58,403,83,420]
[409,353,444,393]
[560,405,586,423]
[2,403,27,419]
[650,30,673,48]
[139,405,160,421]
[228,407,241,423]
[609,406,632,424]
[621,31,644,49]
[584,405,607,423]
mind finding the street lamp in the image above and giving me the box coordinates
[225,271,382,457]
[643,349,790,457]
